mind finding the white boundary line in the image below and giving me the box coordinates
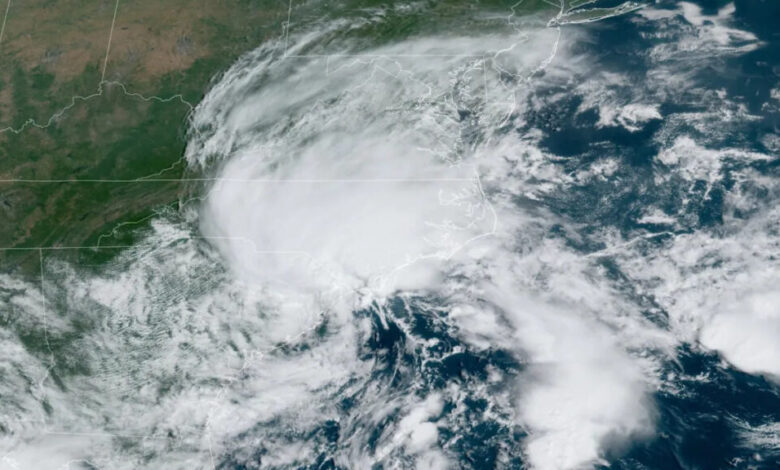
[101,0,121,82]
[0,0,11,49]
[0,177,474,183]
[0,81,194,135]
[0,3,580,465]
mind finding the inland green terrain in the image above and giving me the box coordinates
[0,0,566,409]
[0,0,565,274]
[0,0,296,272]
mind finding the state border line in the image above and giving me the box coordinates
[4,2,584,464]
[0,0,11,49]
[0,177,475,183]
[285,53,487,58]
[101,0,121,82]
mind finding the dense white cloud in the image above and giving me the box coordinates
[0,3,776,469]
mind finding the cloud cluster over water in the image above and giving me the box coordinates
[1,3,777,469]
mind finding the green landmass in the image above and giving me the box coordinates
[0,0,290,272]
[0,0,568,275]
[0,0,589,398]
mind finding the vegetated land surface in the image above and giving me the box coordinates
[0,0,296,271]
[0,0,562,273]
[0,0,560,416]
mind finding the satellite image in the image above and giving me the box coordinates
[0,0,778,468]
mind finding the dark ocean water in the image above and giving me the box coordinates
[5,0,766,468]
[1,1,777,469]
[236,1,779,469]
